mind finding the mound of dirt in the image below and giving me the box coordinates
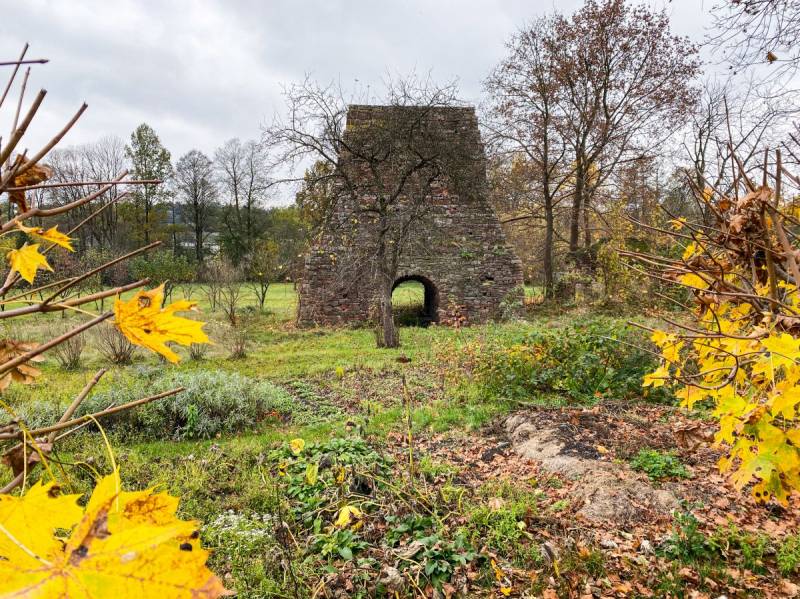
[505,413,679,526]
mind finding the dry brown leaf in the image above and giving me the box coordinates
[487,497,506,511]
[2,440,52,476]
[9,157,53,213]
[0,339,44,390]
[673,423,711,450]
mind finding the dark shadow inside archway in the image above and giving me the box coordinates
[391,275,438,327]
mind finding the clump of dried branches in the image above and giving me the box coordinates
[0,44,177,493]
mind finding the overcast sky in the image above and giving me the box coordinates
[1,0,712,163]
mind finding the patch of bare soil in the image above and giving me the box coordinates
[504,411,679,527]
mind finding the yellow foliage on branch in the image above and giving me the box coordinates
[0,45,222,597]
[628,153,800,504]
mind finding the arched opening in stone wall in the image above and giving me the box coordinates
[391,275,438,327]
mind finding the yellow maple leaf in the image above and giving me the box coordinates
[113,285,209,363]
[762,333,800,372]
[0,480,83,569]
[676,385,703,410]
[669,217,687,231]
[770,383,800,419]
[334,505,362,528]
[17,223,74,251]
[289,438,305,455]
[650,330,676,348]
[661,340,683,365]
[679,272,708,290]
[7,243,52,283]
[682,242,698,261]
[0,470,229,597]
[643,364,669,388]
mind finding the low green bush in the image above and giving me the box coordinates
[202,510,284,597]
[778,534,800,576]
[15,369,331,441]
[440,317,669,404]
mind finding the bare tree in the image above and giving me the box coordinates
[214,138,271,263]
[485,0,700,285]
[554,0,700,259]
[265,76,479,348]
[42,136,128,250]
[711,0,800,78]
[175,149,216,263]
[673,73,800,231]
[484,16,572,296]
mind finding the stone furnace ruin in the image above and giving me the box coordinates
[297,104,523,326]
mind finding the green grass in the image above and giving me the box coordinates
[0,282,691,596]
[391,280,424,308]
[630,449,690,481]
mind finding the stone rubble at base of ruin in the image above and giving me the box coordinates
[298,104,523,326]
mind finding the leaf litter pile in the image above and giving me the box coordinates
[250,383,800,598]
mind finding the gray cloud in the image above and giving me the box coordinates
[1,0,709,162]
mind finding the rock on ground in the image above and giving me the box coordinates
[504,413,679,526]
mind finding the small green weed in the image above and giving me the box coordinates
[778,534,800,576]
[385,514,434,547]
[313,528,367,561]
[661,510,718,565]
[630,449,689,481]
[711,524,769,573]
[399,533,477,591]
[418,455,459,481]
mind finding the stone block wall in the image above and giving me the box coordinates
[297,105,523,326]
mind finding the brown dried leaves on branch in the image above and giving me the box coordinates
[0,340,43,390]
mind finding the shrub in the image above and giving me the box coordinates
[96,326,136,364]
[778,534,800,576]
[189,342,210,361]
[15,370,312,441]
[660,510,718,565]
[202,510,282,597]
[85,370,296,440]
[440,317,668,404]
[129,250,196,303]
[49,328,85,370]
[227,324,248,359]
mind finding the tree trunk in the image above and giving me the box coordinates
[543,193,554,297]
[378,281,399,348]
[583,194,592,250]
[171,202,178,255]
[195,219,203,263]
[569,161,583,256]
[143,192,151,245]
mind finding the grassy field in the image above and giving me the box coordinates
[2,282,792,597]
